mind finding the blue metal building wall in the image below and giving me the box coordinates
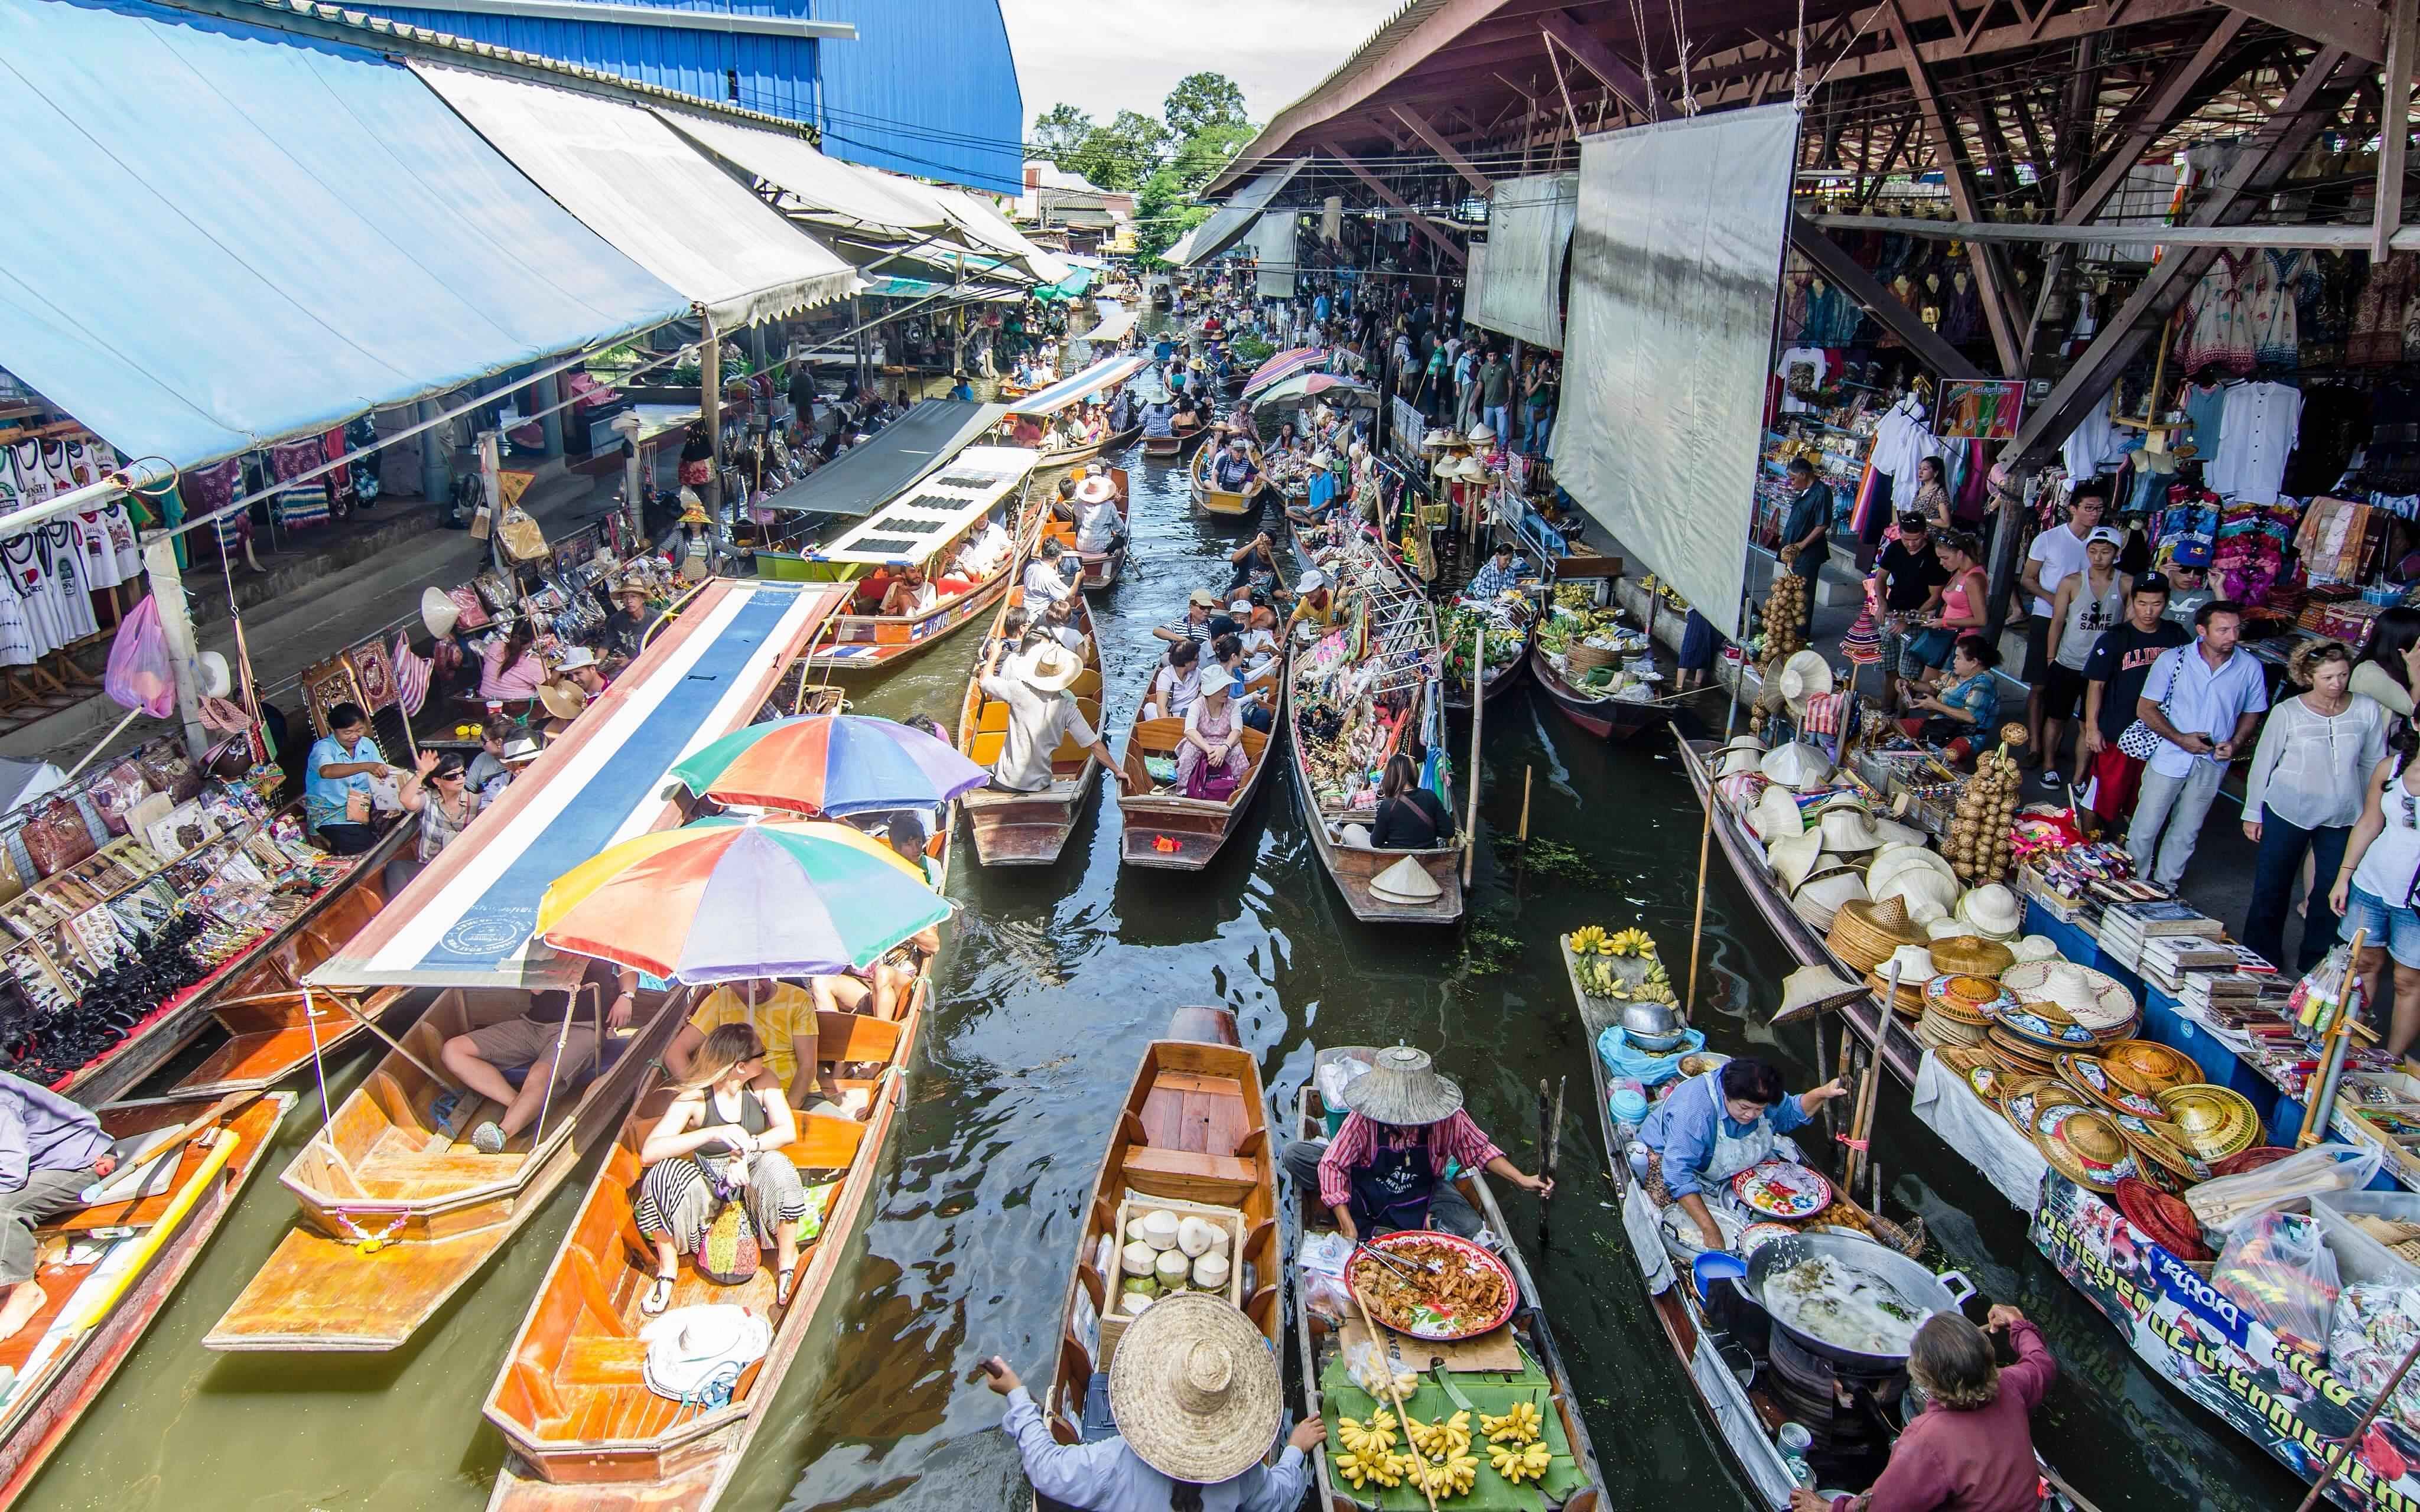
[350,0,1022,193]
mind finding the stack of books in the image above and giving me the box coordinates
[2098,898,2224,973]
[2139,933,2245,992]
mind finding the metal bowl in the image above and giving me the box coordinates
[1626,1026,1691,1054]
[1621,1000,1681,1037]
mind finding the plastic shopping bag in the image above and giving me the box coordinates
[2187,1142,2383,1233]
[103,595,174,717]
[2289,941,2367,1035]
[2212,1210,2340,1355]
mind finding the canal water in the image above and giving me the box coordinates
[26,423,2304,1510]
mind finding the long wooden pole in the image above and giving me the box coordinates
[2301,927,2370,1147]
[1462,624,1483,887]
[1349,1282,1439,1512]
[1682,755,1719,1024]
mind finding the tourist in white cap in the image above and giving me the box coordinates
[1287,571,1338,638]
[1280,1045,1550,1240]
[987,1291,1320,1511]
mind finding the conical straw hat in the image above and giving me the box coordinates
[1772,963,1865,1025]
[1370,855,1444,904]
[1337,1044,1463,1125]
[1768,831,1824,892]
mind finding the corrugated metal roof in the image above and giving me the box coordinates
[326,0,1023,194]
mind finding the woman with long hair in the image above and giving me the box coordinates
[632,1024,810,1315]
[1789,1306,2054,1512]
[1371,752,1454,849]
[2353,604,2420,734]
[478,618,544,702]
[2330,721,2420,1065]
[1910,454,1954,533]
[2242,638,2388,971]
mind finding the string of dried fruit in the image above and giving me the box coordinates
[1945,723,2028,883]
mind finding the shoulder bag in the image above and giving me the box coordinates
[2116,647,2183,762]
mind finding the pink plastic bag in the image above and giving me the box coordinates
[105,596,175,718]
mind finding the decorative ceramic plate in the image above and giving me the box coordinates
[2055,1054,2168,1120]
[1731,1158,1833,1220]
[1738,1222,1800,1255]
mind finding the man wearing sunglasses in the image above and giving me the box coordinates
[2127,600,2267,888]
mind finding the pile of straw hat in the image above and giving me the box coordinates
[1788,858,1869,933]
[2153,1084,2262,1162]
[1760,742,1834,791]
[1767,831,1824,892]
[1751,785,1804,842]
[1927,933,2017,977]
[1713,735,1769,779]
[1827,894,1927,973]
[1810,795,1884,853]
[1865,944,1937,1018]
[1872,865,1957,924]
[1953,883,2024,940]
[2029,1103,2140,1194]
[1917,972,2011,1049]
[2001,959,2139,1041]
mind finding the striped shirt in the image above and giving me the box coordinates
[1317,1109,1504,1208]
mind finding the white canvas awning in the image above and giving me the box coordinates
[925,187,1073,285]
[414,63,857,328]
[1176,158,1310,267]
[652,108,955,240]
[1468,173,1577,348]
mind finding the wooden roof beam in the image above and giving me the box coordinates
[1315,139,1471,266]
[1790,215,1986,378]
[2066,12,2253,219]
[1884,0,2023,371]
[1535,8,1657,116]
[1391,105,1497,192]
[2213,0,2390,61]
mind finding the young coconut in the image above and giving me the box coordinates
[1121,1240,1157,1277]
[1140,1210,1181,1250]
[1176,1214,1218,1259]
[1154,1248,1192,1289]
[1192,1251,1231,1291]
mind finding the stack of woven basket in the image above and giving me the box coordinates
[1826,894,1925,973]
[1915,973,2011,1051]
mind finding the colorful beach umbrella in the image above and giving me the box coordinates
[536,818,950,984]
[1253,371,1376,407]
[670,713,987,816]
[1241,347,1325,396]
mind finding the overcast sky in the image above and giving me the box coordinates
[997,0,1402,137]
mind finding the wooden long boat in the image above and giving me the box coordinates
[1114,657,1280,872]
[203,985,688,1352]
[1673,732,1922,1086]
[1141,419,1207,458]
[1191,440,1264,520]
[58,819,414,1109]
[1033,1008,1281,1477]
[1035,465,1131,590]
[1035,423,1140,471]
[0,1090,294,1503]
[1528,640,1679,742]
[1292,1048,1602,1512]
[480,985,927,1509]
[793,445,1041,676]
[956,579,1107,867]
[1442,617,1536,717]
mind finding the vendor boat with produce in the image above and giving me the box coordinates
[1442,542,1537,716]
[1530,579,1677,741]
[1564,923,2084,1511]
[1286,533,1464,924]
[1281,1044,1601,1512]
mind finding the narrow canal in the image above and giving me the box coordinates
[26,403,2304,1511]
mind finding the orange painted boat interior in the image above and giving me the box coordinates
[958,586,1105,778]
[1040,1040,1281,1446]
[486,1008,911,1457]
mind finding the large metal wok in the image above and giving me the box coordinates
[1739,1230,1975,1372]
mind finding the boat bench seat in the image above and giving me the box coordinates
[557,1333,649,1386]
[1120,1145,1257,1191]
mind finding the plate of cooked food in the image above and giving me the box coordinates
[1347,1230,1518,1340]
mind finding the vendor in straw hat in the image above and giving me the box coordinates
[980,635,1127,797]
[1279,1046,1552,1241]
[1633,1057,1849,1253]
[987,1291,1321,1512]
[1789,1305,2053,1512]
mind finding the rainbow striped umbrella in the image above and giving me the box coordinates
[535,818,950,984]
[1241,347,1325,396]
[668,713,988,816]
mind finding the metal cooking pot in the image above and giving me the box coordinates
[1621,999,1681,1038]
[1740,1230,1975,1371]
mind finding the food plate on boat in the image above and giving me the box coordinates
[1738,1222,1800,1254]
[1348,1230,1518,1340]
[1730,1158,1833,1220]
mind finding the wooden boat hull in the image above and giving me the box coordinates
[60,823,412,1108]
[800,566,1012,676]
[1142,422,1208,458]
[1291,1060,1602,1512]
[1286,651,1462,926]
[203,992,688,1352]
[1674,733,1920,1083]
[1035,424,1140,471]
[1530,643,1680,744]
[483,992,926,1511]
[1114,687,1280,872]
[957,575,1107,868]
[1036,1010,1280,1461]
[1444,623,1536,716]
[0,1091,293,1505]
[1190,442,1261,519]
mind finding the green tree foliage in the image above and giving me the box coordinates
[1030,103,1094,164]
[1068,110,1172,193]
[1135,169,1212,268]
[1163,72,1248,139]
[1170,120,1254,193]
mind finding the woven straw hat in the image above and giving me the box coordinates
[1790,865,1868,933]
[1827,894,1925,972]
[1020,644,1087,693]
[1760,742,1834,790]
[2002,959,2136,1034]
[2152,1084,2259,1161]
[1751,784,1805,842]
[1106,1291,1284,1484]
[1719,735,1768,754]
[1956,884,2023,939]
[1775,650,1835,710]
[2031,1104,2137,1193]
[1371,856,1445,904]
[421,585,461,638]
[1927,933,2017,978]
[1338,1044,1463,1125]
[1817,807,1884,853]
[1873,866,1957,920]
[1768,830,1824,892]
[538,682,588,722]
[1076,474,1117,504]
[1772,963,1865,1025]
[1867,843,1956,894]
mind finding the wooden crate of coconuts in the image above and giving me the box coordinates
[1102,1195,1245,1365]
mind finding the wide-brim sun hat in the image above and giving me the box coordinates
[1874,866,1958,920]
[538,682,588,721]
[1759,742,1834,790]
[1716,748,1768,779]
[1338,1044,1463,1125]
[2006,934,2061,963]
[1772,963,1865,1025]
[1956,883,2024,939]
[1106,1291,1284,1484]
[1791,866,1868,932]
[1817,807,1884,853]
[1768,830,1824,892]
[1718,734,1768,755]
[421,585,461,638]
[1751,784,1804,842]
[1866,844,1957,897]
[1076,475,1117,504]
[1927,933,2018,978]
[2002,959,2136,1034]
[1775,650,1835,709]
[1870,817,1929,849]
[1021,644,1087,693]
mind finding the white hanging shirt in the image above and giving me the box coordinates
[2061,398,2125,481]
[1867,396,1947,497]
[2208,381,2302,504]
[1775,347,1829,413]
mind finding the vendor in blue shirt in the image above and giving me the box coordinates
[1635,1057,1847,1252]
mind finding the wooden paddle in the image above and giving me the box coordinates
[1348,1279,1439,1512]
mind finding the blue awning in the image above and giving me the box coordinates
[1003,353,1150,418]
[0,0,688,469]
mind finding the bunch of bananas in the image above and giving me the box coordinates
[1335,1411,1397,1456]
[1642,957,1669,986]
[1573,954,1629,1000]
[1489,1439,1554,1484]
[1409,1450,1481,1497]
[1479,1401,1541,1445]
[1403,1410,1471,1458]
[1567,924,1611,954]
[1331,1446,1409,1489]
[1605,927,1657,959]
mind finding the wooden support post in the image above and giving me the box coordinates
[1882,0,2022,372]
[699,307,726,571]
[1463,624,1484,887]
[2381,0,2418,263]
